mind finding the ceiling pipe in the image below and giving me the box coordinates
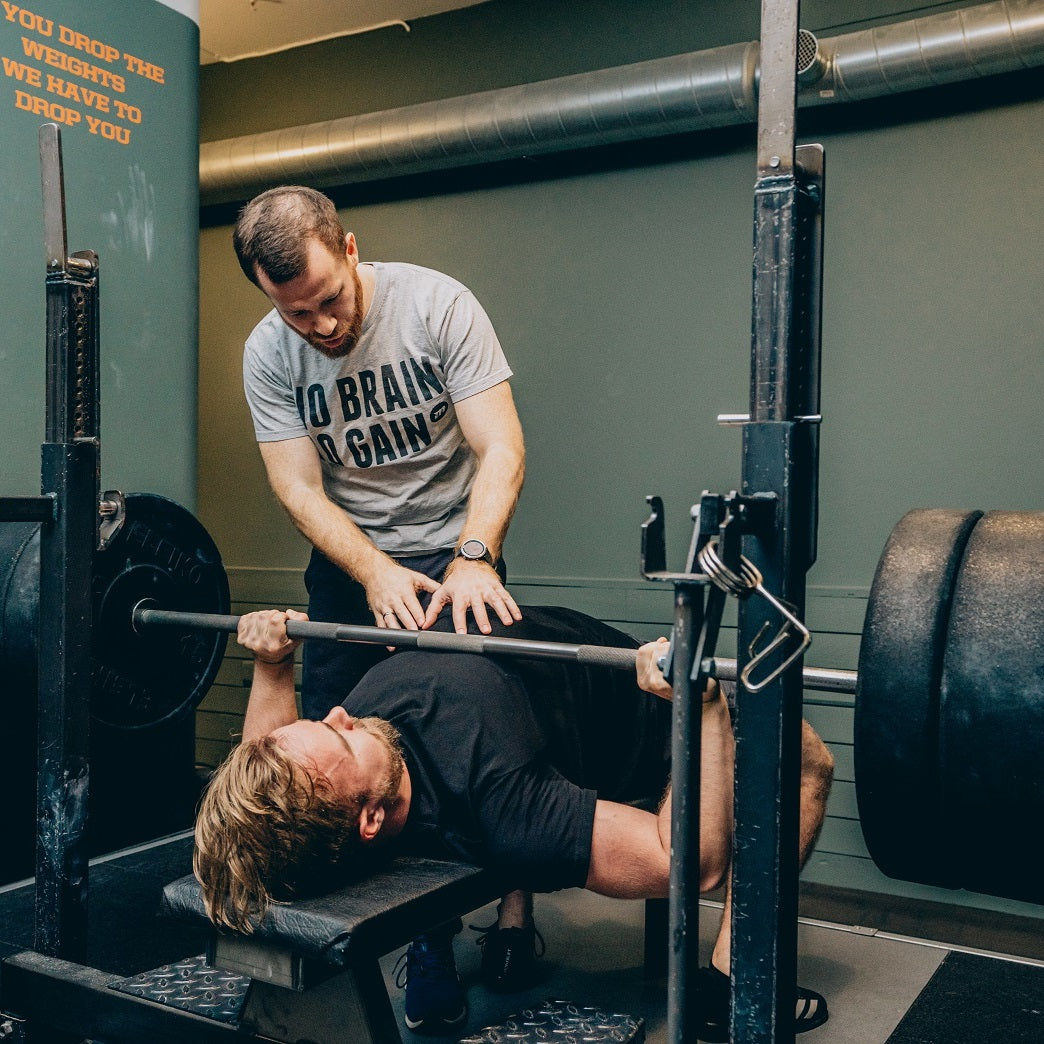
[199,0,1044,205]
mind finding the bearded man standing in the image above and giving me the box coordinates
[232,185,527,1030]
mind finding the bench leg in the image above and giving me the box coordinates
[239,959,401,1044]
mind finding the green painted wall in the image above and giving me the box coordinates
[196,0,1044,916]
[0,0,199,507]
[198,0,1044,590]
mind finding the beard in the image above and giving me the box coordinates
[353,716,405,802]
[306,264,365,358]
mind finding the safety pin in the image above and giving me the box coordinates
[696,540,812,692]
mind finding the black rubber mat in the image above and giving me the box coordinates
[109,953,247,1024]
[0,833,210,982]
[460,998,644,1043]
[886,951,1044,1043]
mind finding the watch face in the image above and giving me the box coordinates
[460,538,487,559]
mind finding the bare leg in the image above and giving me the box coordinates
[496,889,532,929]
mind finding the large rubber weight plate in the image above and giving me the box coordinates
[1,493,229,730]
[93,493,230,729]
[0,522,42,704]
[855,508,982,888]
[939,510,1044,904]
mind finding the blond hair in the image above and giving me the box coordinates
[193,737,364,933]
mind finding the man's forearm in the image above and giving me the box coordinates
[242,658,299,742]
[450,382,525,561]
[654,692,734,893]
[452,442,524,560]
[259,438,392,586]
[276,481,392,585]
[657,785,671,858]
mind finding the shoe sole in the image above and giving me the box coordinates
[403,1006,467,1032]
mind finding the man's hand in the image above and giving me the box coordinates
[239,609,308,742]
[422,559,522,634]
[237,608,308,664]
[362,560,442,631]
[637,637,674,700]
[636,636,720,704]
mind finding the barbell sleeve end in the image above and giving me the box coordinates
[133,603,243,636]
[131,598,158,635]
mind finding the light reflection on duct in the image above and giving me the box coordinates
[200,0,1044,205]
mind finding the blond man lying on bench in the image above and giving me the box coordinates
[194,604,833,1040]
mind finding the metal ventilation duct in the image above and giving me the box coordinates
[200,0,1044,205]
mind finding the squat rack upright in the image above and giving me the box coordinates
[0,125,104,966]
[645,1,825,1041]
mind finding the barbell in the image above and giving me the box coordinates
[4,495,1044,903]
[128,602,859,695]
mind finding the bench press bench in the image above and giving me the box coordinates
[161,855,501,1043]
[161,855,668,1043]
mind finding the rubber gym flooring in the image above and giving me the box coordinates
[1,832,1043,1042]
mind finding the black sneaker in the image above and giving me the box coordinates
[472,918,546,993]
[393,924,467,1034]
[696,965,829,1041]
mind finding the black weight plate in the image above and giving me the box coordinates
[0,522,45,883]
[854,508,982,889]
[0,522,42,701]
[939,510,1044,904]
[2,494,229,730]
[92,492,230,729]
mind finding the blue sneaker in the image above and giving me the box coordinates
[394,923,467,1034]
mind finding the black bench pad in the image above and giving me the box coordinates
[161,857,500,968]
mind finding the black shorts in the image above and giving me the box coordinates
[301,547,507,719]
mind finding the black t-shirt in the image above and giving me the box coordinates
[342,606,671,892]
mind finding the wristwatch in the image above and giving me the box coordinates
[457,537,494,567]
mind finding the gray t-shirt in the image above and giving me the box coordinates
[243,262,512,554]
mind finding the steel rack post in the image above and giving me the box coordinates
[34,123,101,962]
[730,0,825,1038]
